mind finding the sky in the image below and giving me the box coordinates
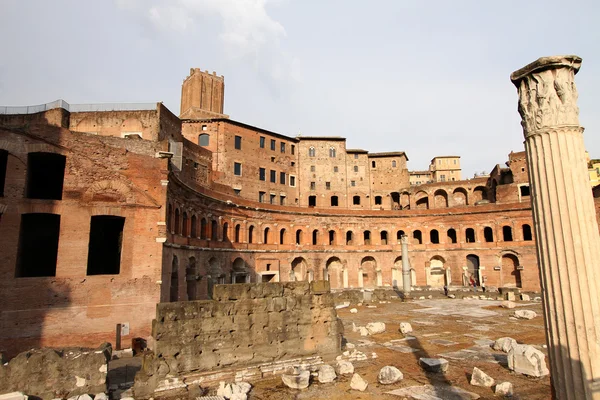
[1,0,599,177]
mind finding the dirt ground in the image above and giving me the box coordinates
[247,292,551,400]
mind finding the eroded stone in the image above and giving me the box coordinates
[378,366,403,384]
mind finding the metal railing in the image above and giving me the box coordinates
[0,99,157,115]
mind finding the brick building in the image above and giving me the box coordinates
[0,68,580,357]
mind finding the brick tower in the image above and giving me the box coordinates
[180,68,228,119]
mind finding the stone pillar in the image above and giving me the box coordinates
[511,55,600,399]
[401,235,411,294]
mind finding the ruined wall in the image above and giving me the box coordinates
[134,281,342,398]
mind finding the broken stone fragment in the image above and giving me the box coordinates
[448,294,456,299]
[470,367,495,387]
[217,381,233,398]
[359,327,369,336]
[377,366,403,384]
[493,337,517,353]
[350,373,368,391]
[365,322,386,335]
[335,302,350,309]
[336,360,354,375]
[495,381,514,396]
[521,294,530,301]
[281,370,310,389]
[506,292,516,301]
[501,301,516,309]
[419,357,449,373]
[508,344,549,377]
[231,381,252,395]
[514,310,537,320]
[317,364,337,383]
[350,308,358,313]
[399,322,413,334]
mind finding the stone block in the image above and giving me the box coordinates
[378,366,403,384]
[419,358,449,373]
[350,373,368,391]
[495,382,513,396]
[282,370,310,389]
[514,310,537,319]
[508,344,549,377]
[521,294,530,301]
[501,301,516,309]
[366,322,386,335]
[317,364,337,383]
[336,360,354,375]
[506,292,515,301]
[470,367,495,387]
[399,322,413,334]
[310,280,330,294]
[493,337,517,353]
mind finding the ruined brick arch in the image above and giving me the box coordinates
[190,214,197,237]
[400,191,410,209]
[452,187,468,206]
[499,251,522,288]
[295,229,303,245]
[325,257,344,289]
[433,189,449,208]
[121,117,144,134]
[472,186,488,203]
[25,143,67,156]
[232,257,250,283]
[291,257,308,281]
[414,190,429,209]
[83,180,136,203]
[360,256,379,288]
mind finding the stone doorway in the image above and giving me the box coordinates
[501,254,521,288]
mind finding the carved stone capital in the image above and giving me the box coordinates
[511,55,582,136]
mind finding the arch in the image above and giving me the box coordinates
[452,187,468,206]
[198,133,210,146]
[363,230,371,245]
[312,229,319,245]
[182,212,188,237]
[308,146,316,157]
[447,228,457,244]
[191,215,197,237]
[472,186,488,203]
[211,220,218,240]
[328,230,336,245]
[186,256,197,300]
[200,218,208,239]
[83,179,135,203]
[391,192,400,209]
[433,189,448,208]
[522,224,532,241]
[503,225,513,241]
[222,222,229,242]
[413,230,422,245]
[295,229,303,245]
[325,257,344,289]
[397,230,405,243]
[484,226,494,242]
[235,224,241,242]
[331,196,339,207]
[279,228,287,244]
[207,257,225,298]
[360,256,378,288]
[502,253,521,288]
[263,227,271,244]
[415,191,429,209]
[380,230,388,245]
[232,257,250,283]
[430,229,440,244]
[291,257,308,281]
[170,255,179,302]
[466,228,476,243]
[393,256,403,288]
[346,230,354,245]
[427,255,446,288]
[174,208,181,235]
[248,225,255,243]
[466,254,480,286]
[400,192,410,209]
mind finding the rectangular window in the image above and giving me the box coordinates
[354,154,358,159]
[234,189,241,196]
[260,136,265,148]
[440,174,446,182]
[311,165,315,172]
[87,216,125,275]
[280,142,286,153]
[354,165,358,172]
[326,182,331,190]
[259,167,266,181]
[16,213,61,277]
[333,166,338,173]
[234,162,242,176]
[234,135,242,150]
[270,194,276,204]
[351,180,356,187]
[310,182,316,190]
[259,191,266,202]
[26,152,66,200]
[280,195,286,205]
[289,176,296,187]
[270,139,276,151]
[201,125,207,131]
[291,145,295,155]
[280,172,286,184]
[270,170,276,183]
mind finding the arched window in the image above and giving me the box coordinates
[372,161,376,168]
[312,229,319,245]
[198,134,209,146]
[200,218,208,239]
[364,230,371,245]
[466,228,476,243]
[223,222,229,241]
[413,230,422,244]
[191,215,197,237]
[392,160,397,168]
[296,229,303,245]
[380,230,388,245]
[503,226,513,241]
[211,220,218,240]
[430,229,439,244]
[353,195,360,205]
[484,227,494,242]
[329,147,336,158]
[280,228,286,244]
[235,224,241,242]
[308,147,316,157]
[397,230,405,243]
[331,196,339,206]
[175,208,181,235]
[329,230,336,245]
[447,228,457,244]
[346,231,353,245]
[264,227,271,244]
[182,212,188,236]
[248,226,254,243]
[522,224,532,241]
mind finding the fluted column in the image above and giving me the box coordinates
[511,55,600,399]
[401,235,411,294]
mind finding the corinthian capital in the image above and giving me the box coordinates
[511,55,582,136]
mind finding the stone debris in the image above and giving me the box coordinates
[336,349,368,362]
[346,342,356,349]
[399,322,413,334]
[217,382,233,398]
[493,337,517,353]
[381,342,419,354]
[514,310,537,319]
[317,364,336,383]
[508,344,549,377]
[534,296,542,302]
[448,294,456,299]
[350,373,368,391]
[335,302,350,309]
[429,339,458,347]
[281,369,310,389]
[501,301,516,309]
[495,382,514,397]
[386,384,480,399]
[335,360,354,375]
[427,295,433,299]
[68,396,93,400]
[521,294,530,301]
[365,322,386,335]
[473,339,495,347]
[350,308,358,314]
[479,295,487,300]
[506,292,515,301]
[418,358,449,373]
[359,327,369,336]
[418,296,426,300]
[377,366,403,384]
[93,394,108,400]
[196,397,226,400]
[470,367,495,387]
[0,393,28,400]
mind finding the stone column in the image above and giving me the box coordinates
[511,55,600,399]
[401,235,411,294]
